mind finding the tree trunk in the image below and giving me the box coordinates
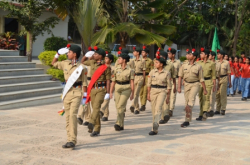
[27,31,33,62]
[233,21,242,57]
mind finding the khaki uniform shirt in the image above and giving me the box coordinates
[164,61,176,79]
[83,60,111,82]
[217,60,231,76]
[115,59,135,69]
[148,69,172,90]
[215,61,221,78]
[197,60,216,80]
[112,65,135,82]
[178,62,204,83]
[87,66,91,78]
[144,57,154,74]
[53,60,88,86]
[167,59,181,78]
[133,57,146,73]
[182,60,189,65]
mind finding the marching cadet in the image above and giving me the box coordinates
[157,49,175,124]
[52,44,88,149]
[147,56,171,135]
[196,48,216,121]
[130,47,146,114]
[81,46,111,137]
[167,47,181,117]
[100,52,114,121]
[110,53,135,131]
[215,50,231,115]
[115,47,134,69]
[178,49,207,128]
[139,46,154,111]
[208,51,220,117]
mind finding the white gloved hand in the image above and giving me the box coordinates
[83,92,87,97]
[85,51,95,57]
[54,53,59,58]
[104,93,110,100]
[58,48,69,55]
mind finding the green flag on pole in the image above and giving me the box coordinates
[211,27,220,60]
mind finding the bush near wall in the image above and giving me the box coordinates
[180,56,187,62]
[44,36,68,51]
[38,51,67,82]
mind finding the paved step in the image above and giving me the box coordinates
[0,74,52,85]
[0,68,44,77]
[0,81,62,93]
[0,86,63,101]
[0,62,36,69]
[0,50,19,56]
[0,56,28,62]
[0,94,62,110]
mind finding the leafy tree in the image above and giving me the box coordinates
[0,0,60,61]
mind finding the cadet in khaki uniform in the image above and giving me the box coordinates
[115,47,134,69]
[167,48,181,117]
[100,53,114,121]
[139,46,153,111]
[147,56,171,135]
[130,47,146,114]
[81,46,111,137]
[196,48,216,121]
[215,50,231,115]
[110,53,135,131]
[178,49,207,128]
[52,44,88,149]
[157,50,175,124]
[208,51,220,117]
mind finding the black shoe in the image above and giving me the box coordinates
[149,131,157,135]
[62,142,69,149]
[120,126,124,130]
[102,117,108,121]
[99,111,104,118]
[202,112,207,121]
[248,97,250,99]
[230,94,234,97]
[62,142,75,149]
[88,123,94,133]
[130,106,135,113]
[227,95,229,96]
[77,118,83,125]
[238,91,241,94]
[163,115,170,123]
[233,91,236,95]
[83,122,89,126]
[181,122,190,128]
[196,116,202,121]
[159,120,166,124]
[169,110,173,117]
[90,131,100,137]
[221,110,225,115]
[214,111,220,115]
[134,110,140,114]
[140,105,146,111]
[207,110,214,117]
[114,124,121,131]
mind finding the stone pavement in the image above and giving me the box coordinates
[0,92,250,165]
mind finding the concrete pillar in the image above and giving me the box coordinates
[0,16,4,33]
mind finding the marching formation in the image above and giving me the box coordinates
[52,44,250,149]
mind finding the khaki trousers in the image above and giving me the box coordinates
[199,80,212,116]
[131,75,144,111]
[101,99,110,117]
[63,88,82,144]
[184,82,200,122]
[169,80,178,111]
[114,84,131,127]
[140,76,148,106]
[150,88,167,133]
[90,88,106,132]
[210,79,218,111]
[216,77,228,111]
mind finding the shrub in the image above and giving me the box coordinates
[180,56,187,62]
[38,51,67,82]
[113,55,118,63]
[44,36,68,51]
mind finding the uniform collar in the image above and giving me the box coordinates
[118,64,129,70]
[135,57,142,61]
[94,60,105,65]
[154,68,166,73]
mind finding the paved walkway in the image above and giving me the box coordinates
[0,92,250,165]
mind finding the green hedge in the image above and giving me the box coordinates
[44,36,68,51]
[38,51,67,82]
[180,56,187,62]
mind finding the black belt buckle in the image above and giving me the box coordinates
[145,73,149,76]
[87,77,91,80]
[204,77,211,80]
[135,73,143,76]
[220,74,227,78]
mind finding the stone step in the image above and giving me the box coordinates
[0,62,36,69]
[0,94,62,110]
[0,81,62,93]
[0,50,19,56]
[0,56,28,62]
[0,68,44,77]
[0,87,63,102]
[0,74,52,85]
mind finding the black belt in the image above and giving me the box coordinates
[116,81,130,85]
[220,74,227,78]
[151,84,167,88]
[176,76,179,78]
[93,82,106,87]
[145,72,149,76]
[87,77,91,80]
[73,81,82,87]
[185,80,199,83]
[135,73,143,76]
[204,77,211,80]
